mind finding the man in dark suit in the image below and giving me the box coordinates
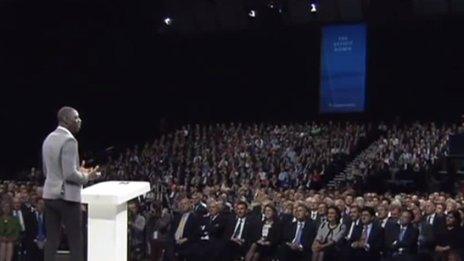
[382,205,402,258]
[336,199,352,227]
[417,201,445,261]
[24,199,46,261]
[171,197,201,261]
[341,205,363,261]
[417,214,435,261]
[349,207,384,261]
[385,210,419,261]
[12,197,29,260]
[192,193,208,218]
[42,107,100,261]
[199,201,228,261]
[374,204,390,228]
[423,201,445,231]
[314,203,327,228]
[223,201,258,261]
[278,204,317,261]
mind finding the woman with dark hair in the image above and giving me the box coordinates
[434,210,463,261]
[312,206,347,261]
[245,204,281,261]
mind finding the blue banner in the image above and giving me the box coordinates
[320,24,367,113]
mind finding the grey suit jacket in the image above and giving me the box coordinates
[42,127,88,202]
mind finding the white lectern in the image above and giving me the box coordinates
[82,181,150,261]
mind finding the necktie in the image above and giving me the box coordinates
[37,213,45,240]
[292,222,303,245]
[359,225,368,244]
[233,219,242,238]
[175,214,188,241]
[399,227,406,241]
[13,211,25,232]
[347,222,355,239]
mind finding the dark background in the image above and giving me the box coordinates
[1,0,464,177]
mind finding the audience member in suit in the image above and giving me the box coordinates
[420,200,446,259]
[417,211,436,261]
[349,207,384,261]
[200,200,228,261]
[12,197,29,259]
[375,204,390,228]
[278,203,317,261]
[335,199,351,227]
[342,205,362,261]
[245,204,281,261]
[315,203,328,228]
[383,205,402,258]
[147,202,172,261]
[224,201,258,261]
[424,201,446,232]
[434,211,463,261]
[192,193,208,218]
[344,195,354,210]
[171,198,201,261]
[24,199,46,261]
[306,198,319,222]
[387,210,419,261]
[312,206,347,261]
[310,208,319,221]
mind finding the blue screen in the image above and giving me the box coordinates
[320,24,367,113]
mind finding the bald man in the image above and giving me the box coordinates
[42,106,99,261]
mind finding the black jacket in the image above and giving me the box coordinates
[256,219,282,247]
[390,224,419,255]
[226,215,259,248]
[350,223,384,261]
[202,213,228,240]
[171,212,201,244]
[281,218,317,253]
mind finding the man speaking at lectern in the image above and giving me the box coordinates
[42,107,100,261]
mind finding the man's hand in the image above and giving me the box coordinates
[231,238,243,245]
[176,238,188,245]
[313,243,323,252]
[289,243,303,251]
[435,245,451,252]
[80,161,101,180]
[351,241,363,249]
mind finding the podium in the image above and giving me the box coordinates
[82,181,150,261]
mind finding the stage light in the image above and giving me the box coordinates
[163,17,173,26]
[309,0,319,13]
[310,3,318,13]
[248,10,257,17]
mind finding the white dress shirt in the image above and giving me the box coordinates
[13,210,26,232]
[232,217,246,240]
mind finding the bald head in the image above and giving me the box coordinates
[57,106,81,134]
